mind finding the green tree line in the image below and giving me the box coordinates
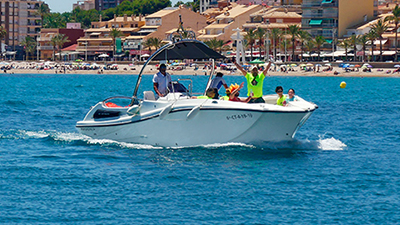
[41,0,174,29]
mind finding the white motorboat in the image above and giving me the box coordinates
[76,28,317,147]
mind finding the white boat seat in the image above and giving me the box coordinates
[143,91,156,100]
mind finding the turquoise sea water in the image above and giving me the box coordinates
[1,73,400,223]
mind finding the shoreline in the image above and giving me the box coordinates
[3,64,400,77]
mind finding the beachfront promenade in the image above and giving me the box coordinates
[3,61,400,77]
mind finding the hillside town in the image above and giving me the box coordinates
[2,0,400,65]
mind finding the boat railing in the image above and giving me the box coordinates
[102,96,139,107]
[176,78,193,96]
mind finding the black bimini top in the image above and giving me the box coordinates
[152,40,224,61]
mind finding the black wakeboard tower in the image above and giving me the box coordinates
[131,14,225,99]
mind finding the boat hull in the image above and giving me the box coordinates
[76,98,315,147]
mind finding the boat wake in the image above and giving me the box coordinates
[1,129,346,151]
[0,129,162,150]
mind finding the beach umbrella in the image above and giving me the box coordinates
[290,64,297,67]
[367,65,373,68]
[249,59,265,64]
[299,64,306,67]
[342,64,350,68]
[324,63,331,66]
[316,64,322,67]
[349,64,355,67]
[394,65,400,68]
[355,65,361,68]
[306,63,314,67]
[280,65,287,68]
[75,59,83,62]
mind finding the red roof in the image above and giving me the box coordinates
[61,44,78,51]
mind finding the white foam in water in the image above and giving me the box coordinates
[52,131,86,142]
[170,142,256,149]
[23,130,49,139]
[12,129,163,149]
[51,131,163,149]
[317,137,347,151]
[17,129,346,151]
[86,138,163,149]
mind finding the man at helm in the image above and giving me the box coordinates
[153,64,172,97]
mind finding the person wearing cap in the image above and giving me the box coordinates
[233,60,271,103]
[209,72,228,92]
[153,63,172,97]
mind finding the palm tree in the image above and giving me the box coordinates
[384,5,400,61]
[255,27,265,59]
[337,39,351,61]
[216,39,225,53]
[358,34,369,62]
[313,36,326,61]
[244,29,256,60]
[51,34,70,61]
[287,24,300,61]
[50,34,58,61]
[143,38,154,55]
[305,40,315,61]
[20,36,36,61]
[371,19,389,62]
[297,30,311,62]
[37,3,50,27]
[0,26,7,55]
[366,30,378,62]
[110,28,122,58]
[348,34,359,62]
[151,37,163,51]
[204,38,219,51]
[270,28,282,61]
[280,39,292,60]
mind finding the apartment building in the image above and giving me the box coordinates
[197,4,262,42]
[75,14,145,59]
[73,0,95,11]
[94,0,128,11]
[281,0,302,4]
[302,0,374,41]
[38,28,84,60]
[124,6,208,56]
[0,0,43,48]
[244,7,302,31]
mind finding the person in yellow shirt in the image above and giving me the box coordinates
[275,86,287,106]
[192,88,217,99]
[233,60,271,103]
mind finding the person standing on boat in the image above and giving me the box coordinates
[233,61,271,103]
[153,64,172,97]
[209,72,228,92]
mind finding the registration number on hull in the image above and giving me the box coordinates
[226,113,253,120]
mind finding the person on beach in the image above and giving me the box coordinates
[209,72,228,92]
[233,60,271,103]
[286,88,298,102]
[153,64,172,97]
[276,86,286,106]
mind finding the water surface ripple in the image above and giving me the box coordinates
[1,74,399,223]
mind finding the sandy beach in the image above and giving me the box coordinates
[3,61,400,77]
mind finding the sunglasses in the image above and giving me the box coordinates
[276,90,283,93]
